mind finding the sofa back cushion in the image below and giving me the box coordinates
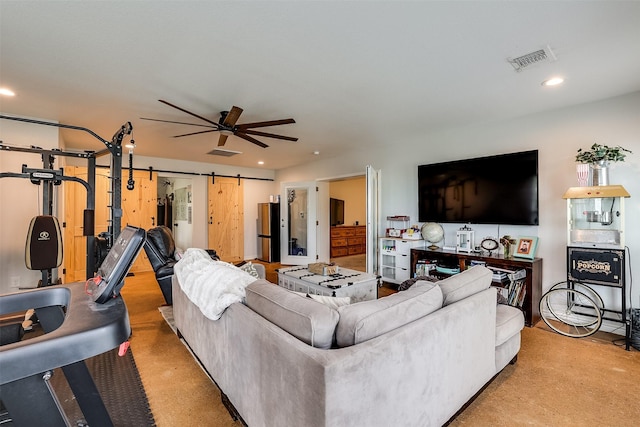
[335,281,443,347]
[437,265,492,306]
[245,281,339,349]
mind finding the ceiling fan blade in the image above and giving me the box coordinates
[236,118,295,129]
[218,134,229,146]
[172,129,218,138]
[140,117,217,129]
[158,99,219,126]
[239,129,298,142]
[235,133,269,148]
[222,106,243,127]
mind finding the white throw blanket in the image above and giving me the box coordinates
[174,248,258,320]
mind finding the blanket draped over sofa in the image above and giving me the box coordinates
[174,248,258,320]
[173,260,524,427]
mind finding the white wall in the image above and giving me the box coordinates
[276,92,640,328]
[0,118,60,293]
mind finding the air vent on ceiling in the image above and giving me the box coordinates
[207,148,242,157]
[508,45,556,72]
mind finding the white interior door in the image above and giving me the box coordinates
[366,165,381,275]
[171,181,193,250]
[315,182,329,262]
[280,181,327,265]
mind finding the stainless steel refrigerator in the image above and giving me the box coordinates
[257,202,280,262]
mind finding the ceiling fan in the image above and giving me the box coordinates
[141,99,298,148]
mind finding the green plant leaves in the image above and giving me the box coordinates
[575,143,632,163]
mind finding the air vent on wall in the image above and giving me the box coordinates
[508,45,556,72]
[207,148,242,157]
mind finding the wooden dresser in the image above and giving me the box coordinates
[330,226,366,257]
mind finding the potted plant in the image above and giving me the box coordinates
[575,143,632,163]
[575,143,632,186]
[500,235,516,258]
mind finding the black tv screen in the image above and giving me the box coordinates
[418,150,539,225]
[330,198,345,226]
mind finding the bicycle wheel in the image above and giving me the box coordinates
[549,280,604,325]
[540,288,602,338]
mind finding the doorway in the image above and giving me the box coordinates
[157,176,193,250]
[327,175,367,272]
[281,166,379,274]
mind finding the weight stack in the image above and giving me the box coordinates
[631,309,640,351]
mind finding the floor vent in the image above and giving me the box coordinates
[207,148,242,157]
[508,45,556,72]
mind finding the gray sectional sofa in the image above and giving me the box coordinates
[172,265,524,427]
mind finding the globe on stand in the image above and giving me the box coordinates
[421,222,444,250]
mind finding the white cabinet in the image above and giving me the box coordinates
[379,237,425,284]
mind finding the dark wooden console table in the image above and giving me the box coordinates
[411,248,542,327]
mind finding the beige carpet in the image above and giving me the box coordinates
[124,272,640,426]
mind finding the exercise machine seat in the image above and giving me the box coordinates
[143,226,178,305]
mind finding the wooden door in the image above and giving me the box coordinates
[121,169,157,273]
[63,166,157,281]
[63,165,110,282]
[207,177,244,263]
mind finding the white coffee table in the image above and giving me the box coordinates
[277,266,379,302]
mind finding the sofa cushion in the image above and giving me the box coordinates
[438,265,492,306]
[245,281,339,349]
[495,304,525,346]
[335,281,443,347]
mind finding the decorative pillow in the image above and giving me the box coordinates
[245,281,339,349]
[291,291,351,309]
[398,275,438,291]
[335,281,443,347]
[307,294,351,309]
[437,265,492,306]
[239,262,260,278]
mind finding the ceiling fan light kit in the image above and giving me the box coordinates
[141,100,298,151]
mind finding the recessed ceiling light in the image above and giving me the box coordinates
[258,161,264,165]
[541,77,564,86]
[0,87,16,97]
[313,151,320,155]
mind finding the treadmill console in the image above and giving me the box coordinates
[89,226,146,303]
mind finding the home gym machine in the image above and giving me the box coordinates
[1,116,142,425]
[0,114,135,280]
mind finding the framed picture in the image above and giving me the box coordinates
[514,236,539,259]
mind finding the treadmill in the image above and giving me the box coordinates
[0,226,146,426]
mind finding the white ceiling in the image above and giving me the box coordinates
[1,1,639,170]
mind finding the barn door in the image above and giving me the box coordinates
[63,165,110,282]
[207,176,244,263]
[120,169,157,273]
[63,166,156,281]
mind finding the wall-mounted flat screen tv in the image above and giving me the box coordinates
[418,150,539,225]
[330,198,345,226]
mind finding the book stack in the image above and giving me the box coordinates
[488,266,511,285]
[488,267,527,308]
